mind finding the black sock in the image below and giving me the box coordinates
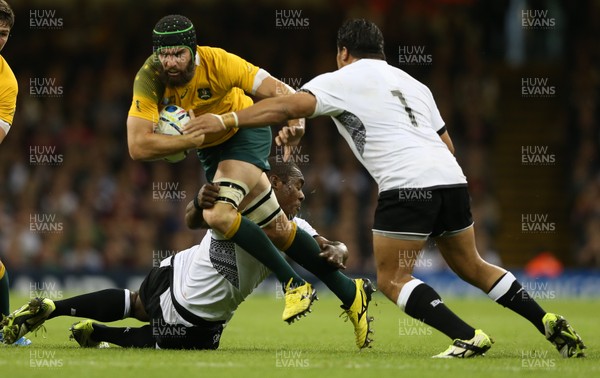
[284,227,355,306]
[49,289,129,322]
[488,272,546,334]
[401,280,475,340]
[91,324,154,348]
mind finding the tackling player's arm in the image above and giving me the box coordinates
[185,182,220,229]
[251,77,308,158]
[184,92,316,135]
[187,179,348,269]
[315,236,348,270]
[184,50,310,137]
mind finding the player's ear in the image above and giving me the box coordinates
[336,47,349,69]
[339,47,349,61]
[269,174,282,188]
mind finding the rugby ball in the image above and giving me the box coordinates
[155,105,190,163]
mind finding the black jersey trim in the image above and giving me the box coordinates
[335,111,366,156]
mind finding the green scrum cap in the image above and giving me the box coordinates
[152,15,196,56]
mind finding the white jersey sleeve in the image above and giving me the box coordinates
[301,72,345,118]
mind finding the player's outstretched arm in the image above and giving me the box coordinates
[183,92,317,135]
[238,91,316,127]
[253,76,306,140]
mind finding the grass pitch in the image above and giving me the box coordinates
[1,291,598,378]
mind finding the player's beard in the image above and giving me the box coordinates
[159,59,195,88]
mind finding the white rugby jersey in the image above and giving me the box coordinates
[160,217,318,325]
[302,59,467,192]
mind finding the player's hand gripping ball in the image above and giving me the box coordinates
[154,105,191,163]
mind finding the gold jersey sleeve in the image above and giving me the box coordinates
[0,56,18,126]
[128,46,260,148]
[128,55,165,124]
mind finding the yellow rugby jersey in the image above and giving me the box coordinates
[0,55,18,126]
[129,46,259,148]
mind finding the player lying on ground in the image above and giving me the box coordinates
[183,19,586,359]
[1,159,374,350]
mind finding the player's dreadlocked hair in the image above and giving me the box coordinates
[0,0,14,28]
[337,18,385,60]
[152,15,196,56]
[268,156,300,183]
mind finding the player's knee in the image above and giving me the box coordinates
[203,179,250,234]
[203,205,239,234]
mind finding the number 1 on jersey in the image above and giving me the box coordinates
[391,90,418,128]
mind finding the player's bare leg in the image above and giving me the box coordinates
[435,225,505,291]
[373,234,492,357]
[373,235,424,301]
[436,226,586,357]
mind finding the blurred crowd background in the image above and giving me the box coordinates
[0,0,598,276]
